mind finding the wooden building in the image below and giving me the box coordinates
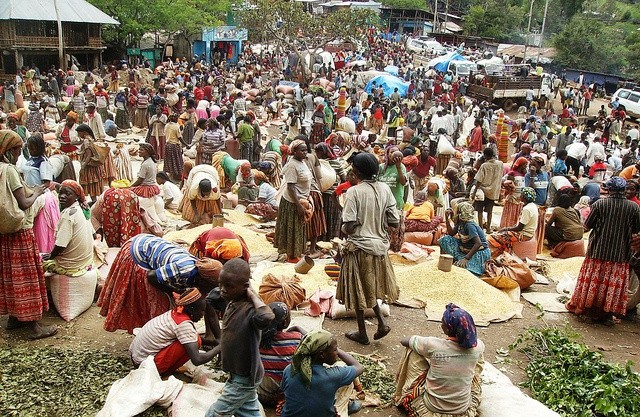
[0,0,118,78]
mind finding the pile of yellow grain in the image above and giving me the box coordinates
[393,263,521,326]
[546,257,585,281]
[163,224,211,245]
[223,209,261,225]
[253,263,336,296]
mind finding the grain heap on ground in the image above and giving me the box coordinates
[546,257,585,281]
[222,209,261,225]
[393,263,522,326]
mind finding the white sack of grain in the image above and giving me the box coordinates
[479,363,561,417]
[97,356,183,417]
[49,269,98,321]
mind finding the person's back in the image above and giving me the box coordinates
[411,336,485,414]
[475,158,503,201]
[54,201,94,270]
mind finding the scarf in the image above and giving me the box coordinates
[291,329,333,388]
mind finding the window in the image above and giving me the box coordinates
[618,90,630,99]
[15,21,57,37]
[628,93,640,103]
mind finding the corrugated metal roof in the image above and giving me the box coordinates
[0,0,119,25]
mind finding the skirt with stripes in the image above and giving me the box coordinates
[336,241,399,310]
[320,191,342,241]
[131,184,160,198]
[0,229,49,321]
[180,197,221,224]
[306,191,327,240]
[275,198,307,260]
[79,165,105,197]
[97,240,170,333]
[164,143,184,179]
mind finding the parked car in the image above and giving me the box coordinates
[611,88,640,118]
[406,38,447,56]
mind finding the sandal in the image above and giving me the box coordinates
[345,331,370,345]
[373,325,391,340]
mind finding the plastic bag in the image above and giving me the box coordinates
[437,134,456,155]
[259,273,306,309]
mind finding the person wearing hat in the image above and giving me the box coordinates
[129,288,218,376]
[567,177,640,325]
[587,153,608,182]
[98,233,223,334]
[488,186,539,257]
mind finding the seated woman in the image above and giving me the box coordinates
[545,193,585,249]
[258,302,305,406]
[245,171,279,221]
[438,201,491,275]
[405,191,441,233]
[91,186,162,247]
[395,304,484,417]
[179,164,221,226]
[97,233,222,333]
[280,330,364,417]
[574,196,591,224]
[156,171,182,212]
[488,187,538,257]
[129,288,217,376]
[42,180,94,277]
[236,162,258,203]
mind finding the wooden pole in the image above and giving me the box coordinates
[54,0,65,71]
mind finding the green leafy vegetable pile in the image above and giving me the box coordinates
[511,327,640,417]
[352,353,396,406]
[0,345,165,417]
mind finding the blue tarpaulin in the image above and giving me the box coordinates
[365,74,409,98]
[384,65,399,76]
[431,52,468,73]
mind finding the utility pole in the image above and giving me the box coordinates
[433,0,438,33]
[522,0,535,65]
[536,0,550,65]
[444,0,449,32]
[54,0,65,71]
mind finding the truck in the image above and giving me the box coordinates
[466,74,553,111]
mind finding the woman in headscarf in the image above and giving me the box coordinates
[274,139,313,263]
[574,195,591,224]
[76,124,105,202]
[315,142,346,241]
[189,226,250,262]
[179,164,222,225]
[6,112,29,159]
[0,130,57,339]
[378,145,408,252]
[98,233,222,333]
[395,304,484,417]
[566,177,640,325]
[488,187,539,257]
[245,171,279,221]
[310,104,326,145]
[129,287,217,377]
[130,143,165,224]
[56,111,81,158]
[280,330,364,417]
[258,302,305,406]
[41,180,94,277]
[405,190,441,233]
[439,201,491,275]
[337,152,400,345]
[499,156,528,228]
[260,151,283,188]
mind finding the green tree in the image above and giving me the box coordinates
[87,0,228,50]
[237,0,378,80]
[379,0,428,9]
[463,1,525,41]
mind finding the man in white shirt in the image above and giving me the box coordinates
[585,137,605,169]
[565,137,587,177]
[628,125,640,141]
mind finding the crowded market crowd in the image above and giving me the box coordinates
[1,34,639,417]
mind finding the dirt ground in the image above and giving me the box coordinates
[2,92,639,416]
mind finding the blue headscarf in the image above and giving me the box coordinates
[521,186,536,203]
[605,176,627,192]
[442,303,478,348]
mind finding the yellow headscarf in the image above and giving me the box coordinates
[0,130,24,159]
[205,238,243,260]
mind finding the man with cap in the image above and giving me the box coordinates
[129,287,219,376]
